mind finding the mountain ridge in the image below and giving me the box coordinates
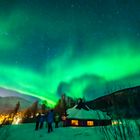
[86,85,140,118]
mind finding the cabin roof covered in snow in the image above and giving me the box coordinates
[67,105,111,120]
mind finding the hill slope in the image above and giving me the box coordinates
[0,96,32,113]
[86,86,140,118]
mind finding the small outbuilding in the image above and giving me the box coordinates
[65,99,111,127]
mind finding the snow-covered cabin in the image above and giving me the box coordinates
[65,99,111,127]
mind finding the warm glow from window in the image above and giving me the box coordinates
[87,121,94,126]
[71,120,79,126]
[112,120,122,125]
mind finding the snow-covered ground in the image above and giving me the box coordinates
[0,120,140,140]
[0,123,104,140]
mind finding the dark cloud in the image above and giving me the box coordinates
[57,74,106,100]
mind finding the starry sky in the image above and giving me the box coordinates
[0,0,140,106]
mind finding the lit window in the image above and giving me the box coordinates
[87,121,94,126]
[71,120,79,126]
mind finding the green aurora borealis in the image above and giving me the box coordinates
[0,0,140,106]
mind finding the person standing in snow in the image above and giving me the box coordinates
[35,113,41,130]
[40,113,46,129]
[46,109,54,133]
[61,113,67,127]
[54,113,60,128]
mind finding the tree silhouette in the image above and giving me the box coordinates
[30,101,38,117]
[13,101,20,115]
[41,100,47,114]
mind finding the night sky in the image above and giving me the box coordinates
[0,0,140,106]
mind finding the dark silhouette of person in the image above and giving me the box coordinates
[54,113,60,128]
[47,109,54,133]
[61,113,67,127]
[40,114,46,129]
[35,113,41,130]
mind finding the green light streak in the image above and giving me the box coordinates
[0,65,57,107]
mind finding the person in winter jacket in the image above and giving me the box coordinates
[40,114,46,129]
[54,113,60,128]
[46,109,54,133]
[35,113,41,130]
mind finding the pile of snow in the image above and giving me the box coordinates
[67,105,111,120]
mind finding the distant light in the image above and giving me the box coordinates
[12,117,22,125]
[30,115,34,118]
[61,115,67,121]
[112,120,122,125]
